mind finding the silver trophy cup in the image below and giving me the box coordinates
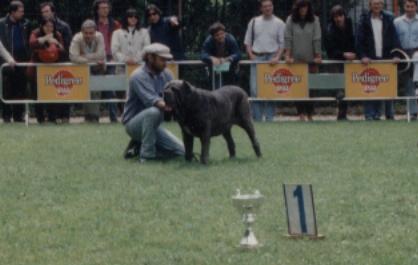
[232,189,264,249]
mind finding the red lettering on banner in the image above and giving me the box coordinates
[45,70,83,96]
[352,68,389,93]
[264,69,302,94]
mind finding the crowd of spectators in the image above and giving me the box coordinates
[0,0,417,124]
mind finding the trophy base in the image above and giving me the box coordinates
[284,234,325,240]
[239,230,261,249]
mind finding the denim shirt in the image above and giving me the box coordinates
[394,14,418,50]
[122,64,173,124]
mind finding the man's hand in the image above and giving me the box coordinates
[393,56,401,64]
[248,52,256,61]
[210,56,221,65]
[313,56,322,64]
[361,57,371,65]
[155,100,166,110]
[285,56,294,64]
[169,16,179,27]
[269,56,280,65]
[8,60,16,69]
[344,52,356,60]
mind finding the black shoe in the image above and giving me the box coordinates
[385,116,395,120]
[123,139,140,159]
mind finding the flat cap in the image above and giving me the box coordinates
[143,43,173,60]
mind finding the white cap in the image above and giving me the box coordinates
[143,43,173,60]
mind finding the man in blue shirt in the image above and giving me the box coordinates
[394,0,418,120]
[122,43,184,162]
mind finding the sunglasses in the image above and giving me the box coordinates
[148,12,158,17]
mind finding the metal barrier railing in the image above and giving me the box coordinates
[1,60,418,125]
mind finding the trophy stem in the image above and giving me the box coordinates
[239,213,259,249]
[240,227,259,249]
[232,190,264,250]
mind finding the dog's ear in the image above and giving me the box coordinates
[182,80,193,94]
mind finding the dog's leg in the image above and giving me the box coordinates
[182,129,194,162]
[199,126,211,165]
[238,120,262,157]
[223,129,236,158]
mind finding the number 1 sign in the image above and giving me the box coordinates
[283,184,324,239]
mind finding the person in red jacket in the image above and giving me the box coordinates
[92,0,121,123]
[29,18,65,123]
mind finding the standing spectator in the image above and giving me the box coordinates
[244,0,285,122]
[0,0,30,123]
[201,22,241,88]
[356,0,401,121]
[92,0,121,123]
[284,0,322,122]
[325,5,356,121]
[146,4,185,60]
[29,18,65,124]
[122,43,184,162]
[40,1,73,123]
[111,8,150,65]
[394,0,418,120]
[69,19,105,123]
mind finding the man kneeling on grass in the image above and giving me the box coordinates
[122,43,185,163]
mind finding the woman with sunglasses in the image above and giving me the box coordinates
[111,8,150,65]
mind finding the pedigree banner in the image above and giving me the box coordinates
[127,64,179,79]
[345,63,397,98]
[257,64,308,98]
[37,65,90,100]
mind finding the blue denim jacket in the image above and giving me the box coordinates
[122,64,173,124]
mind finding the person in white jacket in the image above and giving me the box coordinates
[111,8,150,65]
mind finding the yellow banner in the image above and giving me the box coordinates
[257,64,309,98]
[37,65,90,101]
[345,63,397,98]
[127,63,179,79]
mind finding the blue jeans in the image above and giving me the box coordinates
[125,107,185,159]
[401,74,418,116]
[364,101,381,120]
[364,100,393,120]
[102,91,118,122]
[250,53,276,122]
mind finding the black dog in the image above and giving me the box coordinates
[164,80,261,164]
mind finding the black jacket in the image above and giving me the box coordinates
[149,17,185,60]
[0,15,30,62]
[55,17,72,52]
[356,11,401,59]
[325,17,355,60]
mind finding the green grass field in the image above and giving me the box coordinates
[1,121,418,265]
